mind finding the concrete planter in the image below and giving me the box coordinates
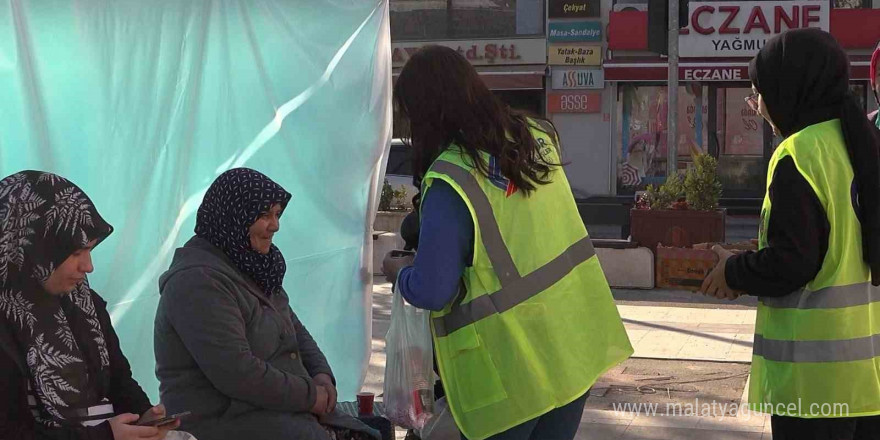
[372,232,405,275]
[374,211,410,234]
[595,247,655,289]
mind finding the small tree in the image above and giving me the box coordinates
[380,180,412,211]
[393,185,410,211]
[379,179,394,211]
[684,154,723,211]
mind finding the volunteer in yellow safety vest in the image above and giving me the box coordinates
[701,29,880,439]
[382,45,633,440]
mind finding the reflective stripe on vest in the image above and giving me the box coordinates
[754,283,880,363]
[760,282,880,310]
[428,161,597,337]
[754,333,880,363]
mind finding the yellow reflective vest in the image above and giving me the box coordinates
[421,120,633,439]
[751,119,880,418]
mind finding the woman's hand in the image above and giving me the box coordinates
[109,413,162,440]
[311,385,331,415]
[700,246,741,300]
[313,374,337,413]
[138,404,180,439]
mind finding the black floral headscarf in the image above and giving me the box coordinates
[0,171,113,427]
[195,168,291,295]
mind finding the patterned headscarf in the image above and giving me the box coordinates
[195,168,291,295]
[0,171,113,427]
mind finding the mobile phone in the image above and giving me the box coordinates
[390,250,415,258]
[137,411,191,427]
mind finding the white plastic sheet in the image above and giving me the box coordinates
[0,0,392,401]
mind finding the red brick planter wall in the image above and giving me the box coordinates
[630,209,726,253]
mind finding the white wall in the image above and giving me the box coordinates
[552,90,614,198]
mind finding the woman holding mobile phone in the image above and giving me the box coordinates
[0,171,181,440]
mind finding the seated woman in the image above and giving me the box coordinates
[154,168,379,440]
[0,171,180,440]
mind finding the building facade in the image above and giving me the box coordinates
[391,1,548,119]
[390,0,880,200]
[579,0,880,199]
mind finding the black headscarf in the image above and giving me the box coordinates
[0,171,114,426]
[195,168,291,295]
[750,28,880,285]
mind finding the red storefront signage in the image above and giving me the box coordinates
[547,91,602,114]
[679,1,829,57]
[680,66,748,81]
[608,7,880,51]
[603,59,871,82]
[685,3,824,35]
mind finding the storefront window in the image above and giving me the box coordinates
[616,84,708,194]
[390,0,545,41]
[851,83,868,111]
[719,88,763,156]
[716,87,767,194]
[711,83,869,195]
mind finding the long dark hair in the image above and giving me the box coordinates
[394,45,559,200]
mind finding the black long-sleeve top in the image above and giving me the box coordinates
[0,291,152,440]
[725,157,830,297]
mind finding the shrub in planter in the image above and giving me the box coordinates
[379,179,411,212]
[685,154,723,211]
[644,174,685,211]
[631,154,725,252]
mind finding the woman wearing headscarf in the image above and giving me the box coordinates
[0,171,180,440]
[701,29,880,439]
[153,168,380,440]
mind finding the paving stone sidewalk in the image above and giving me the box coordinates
[365,282,767,439]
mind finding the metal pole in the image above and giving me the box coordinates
[667,0,679,178]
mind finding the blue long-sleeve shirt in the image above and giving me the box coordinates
[397,180,474,311]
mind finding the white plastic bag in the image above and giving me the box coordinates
[383,284,435,429]
[417,397,460,440]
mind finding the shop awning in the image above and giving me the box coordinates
[392,65,546,90]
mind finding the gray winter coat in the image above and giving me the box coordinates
[154,236,378,440]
